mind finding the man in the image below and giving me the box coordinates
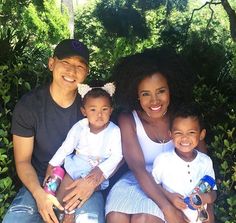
[3,39,105,223]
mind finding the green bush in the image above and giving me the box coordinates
[0,65,18,218]
[193,80,236,223]
[212,117,236,222]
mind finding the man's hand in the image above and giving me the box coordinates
[62,167,105,211]
[62,177,96,211]
[33,188,64,223]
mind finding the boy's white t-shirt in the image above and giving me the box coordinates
[152,149,216,223]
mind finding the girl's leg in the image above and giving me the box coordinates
[56,173,74,205]
[131,213,164,223]
[57,174,105,223]
[56,174,75,223]
[106,212,130,223]
[206,204,215,223]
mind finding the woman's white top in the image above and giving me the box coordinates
[133,110,174,172]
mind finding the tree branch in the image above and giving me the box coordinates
[221,0,236,42]
[185,1,222,39]
[207,2,214,30]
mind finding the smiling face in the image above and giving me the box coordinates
[138,73,170,119]
[81,96,113,134]
[49,56,89,93]
[170,116,206,160]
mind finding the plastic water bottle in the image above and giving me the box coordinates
[184,175,215,210]
[44,166,65,196]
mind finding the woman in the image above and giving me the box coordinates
[106,48,207,223]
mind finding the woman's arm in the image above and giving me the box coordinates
[197,140,208,154]
[118,113,188,223]
[13,135,63,223]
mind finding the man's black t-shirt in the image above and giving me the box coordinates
[11,85,83,177]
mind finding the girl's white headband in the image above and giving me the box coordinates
[77,82,116,98]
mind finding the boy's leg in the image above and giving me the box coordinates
[2,186,43,223]
[206,204,215,223]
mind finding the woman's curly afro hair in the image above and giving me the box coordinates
[111,46,195,113]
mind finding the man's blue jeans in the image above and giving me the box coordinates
[3,186,105,223]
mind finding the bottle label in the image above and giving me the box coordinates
[193,181,211,194]
[45,177,61,195]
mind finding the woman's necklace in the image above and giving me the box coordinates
[139,111,170,144]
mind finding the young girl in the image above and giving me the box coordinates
[44,82,123,222]
[152,103,217,223]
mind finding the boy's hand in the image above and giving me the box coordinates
[169,192,187,210]
[43,164,54,186]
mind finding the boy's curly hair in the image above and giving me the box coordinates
[170,102,205,131]
[111,47,195,113]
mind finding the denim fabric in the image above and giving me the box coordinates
[2,186,43,223]
[75,192,105,223]
[3,187,105,223]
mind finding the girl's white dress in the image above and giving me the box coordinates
[105,111,174,218]
[49,118,123,189]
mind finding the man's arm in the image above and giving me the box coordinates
[13,135,63,223]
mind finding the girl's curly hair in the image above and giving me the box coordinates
[111,47,195,113]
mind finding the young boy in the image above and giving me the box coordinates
[152,103,217,223]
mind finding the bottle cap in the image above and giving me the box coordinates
[201,175,215,189]
[183,197,196,210]
[53,166,65,179]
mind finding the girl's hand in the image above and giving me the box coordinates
[33,188,64,223]
[43,164,54,187]
[85,166,104,186]
[169,192,187,210]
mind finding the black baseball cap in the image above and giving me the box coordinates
[53,39,89,64]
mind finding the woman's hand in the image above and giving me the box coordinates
[33,188,64,223]
[163,204,190,223]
